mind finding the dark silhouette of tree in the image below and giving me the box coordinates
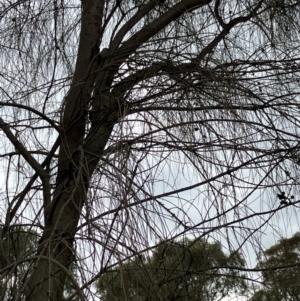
[0,227,37,301]
[97,238,247,301]
[1,0,300,300]
[251,232,300,301]
[0,227,79,300]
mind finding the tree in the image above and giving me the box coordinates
[1,0,300,300]
[0,227,38,301]
[0,227,79,300]
[97,238,247,301]
[251,232,300,301]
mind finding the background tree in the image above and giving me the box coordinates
[97,238,247,301]
[251,232,300,301]
[0,227,79,300]
[0,227,37,301]
[1,0,300,300]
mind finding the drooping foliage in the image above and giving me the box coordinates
[1,0,300,300]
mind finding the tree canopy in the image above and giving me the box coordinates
[1,0,300,300]
[0,227,37,301]
[97,238,247,301]
[251,232,300,301]
[0,226,79,300]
